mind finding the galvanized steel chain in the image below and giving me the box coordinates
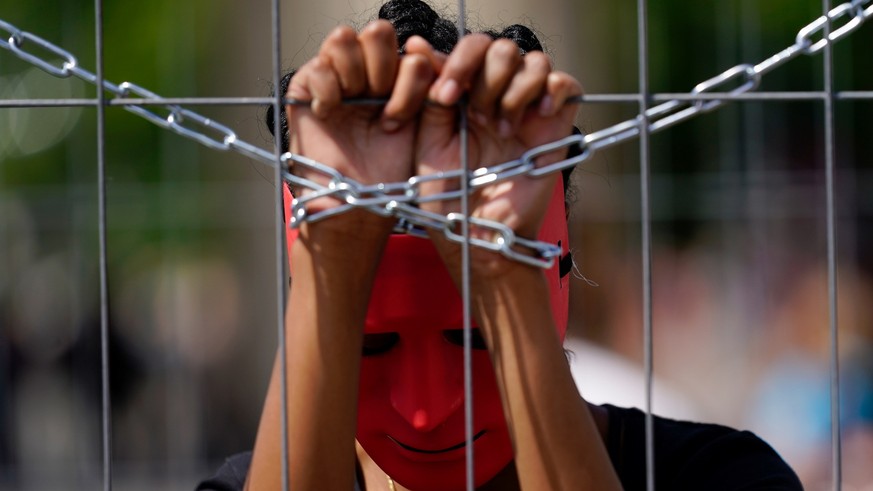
[281,154,562,268]
[2,0,871,267]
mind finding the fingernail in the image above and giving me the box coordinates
[539,95,554,116]
[438,79,460,104]
[382,119,400,132]
[499,119,513,138]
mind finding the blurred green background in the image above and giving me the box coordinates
[1,0,871,489]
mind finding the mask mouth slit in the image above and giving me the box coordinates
[386,430,485,454]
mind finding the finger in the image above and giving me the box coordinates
[429,33,493,106]
[469,39,521,122]
[404,35,447,73]
[497,51,551,137]
[539,71,583,119]
[302,56,342,118]
[286,62,313,103]
[358,20,400,97]
[319,25,367,95]
[382,53,435,132]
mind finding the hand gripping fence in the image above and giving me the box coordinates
[2,0,872,268]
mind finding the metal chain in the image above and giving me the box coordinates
[279,156,562,268]
[2,0,871,267]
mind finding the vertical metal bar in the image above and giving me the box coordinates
[636,0,655,490]
[94,0,112,488]
[821,0,842,489]
[455,2,475,491]
[269,0,289,490]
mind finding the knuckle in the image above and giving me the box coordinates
[361,19,396,43]
[490,38,522,60]
[550,71,584,95]
[524,52,551,73]
[402,53,433,77]
[500,94,523,115]
[457,33,492,51]
[326,25,358,46]
[309,56,330,72]
[546,72,567,88]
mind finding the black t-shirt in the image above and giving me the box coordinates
[601,405,802,490]
[196,405,802,490]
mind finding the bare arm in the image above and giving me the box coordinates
[470,263,621,490]
[245,215,392,491]
[244,21,436,491]
[413,35,623,490]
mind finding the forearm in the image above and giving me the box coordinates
[471,264,622,491]
[245,214,393,491]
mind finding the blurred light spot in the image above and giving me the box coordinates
[10,252,82,364]
[0,68,84,158]
[0,196,38,299]
[13,368,97,482]
[118,254,242,369]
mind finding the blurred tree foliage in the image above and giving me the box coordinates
[1,0,226,266]
[642,0,873,250]
[2,0,870,253]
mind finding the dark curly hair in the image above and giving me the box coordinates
[265,0,575,192]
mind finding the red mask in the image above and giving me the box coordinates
[284,182,569,490]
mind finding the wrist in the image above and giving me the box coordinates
[428,230,544,283]
[291,211,394,275]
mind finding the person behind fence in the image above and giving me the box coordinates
[196,0,802,489]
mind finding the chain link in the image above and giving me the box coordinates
[0,19,23,47]
[388,203,562,268]
[798,1,869,54]
[1,0,871,268]
[5,28,78,77]
[116,82,181,129]
[168,108,238,151]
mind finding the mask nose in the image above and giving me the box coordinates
[390,341,463,432]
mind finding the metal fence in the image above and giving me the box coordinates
[2,0,872,489]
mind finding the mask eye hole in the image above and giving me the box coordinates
[362,332,399,357]
[443,329,488,350]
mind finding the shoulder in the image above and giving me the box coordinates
[195,452,252,491]
[602,404,804,491]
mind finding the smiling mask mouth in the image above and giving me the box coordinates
[387,430,486,454]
